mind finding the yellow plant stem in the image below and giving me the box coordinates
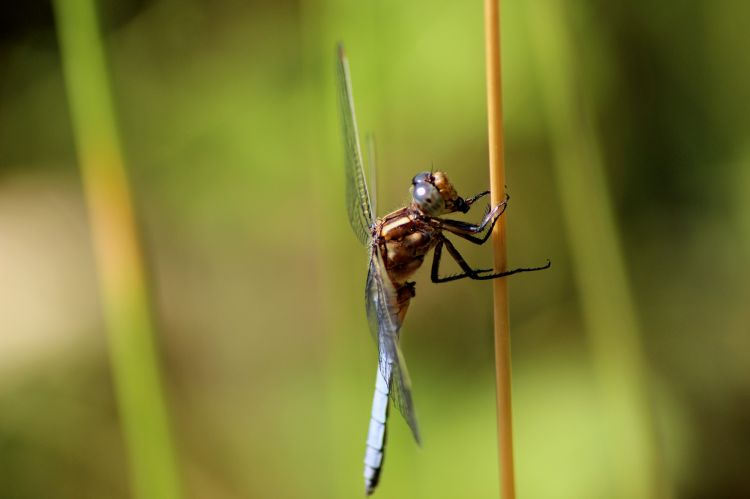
[485,0,516,498]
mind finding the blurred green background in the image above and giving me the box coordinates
[1,0,749,498]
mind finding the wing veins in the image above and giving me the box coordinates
[366,246,421,444]
[337,44,374,245]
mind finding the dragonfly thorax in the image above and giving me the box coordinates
[377,208,439,286]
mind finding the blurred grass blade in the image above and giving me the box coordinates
[53,1,183,498]
[522,1,671,498]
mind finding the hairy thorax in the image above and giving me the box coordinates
[376,207,438,287]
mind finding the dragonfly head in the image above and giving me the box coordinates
[411,171,469,215]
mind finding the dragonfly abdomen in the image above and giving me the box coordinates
[364,362,392,495]
[394,282,415,325]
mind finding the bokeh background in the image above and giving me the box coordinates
[1,0,749,498]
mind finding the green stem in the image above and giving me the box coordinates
[523,1,671,498]
[53,2,183,498]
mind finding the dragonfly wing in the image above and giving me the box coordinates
[365,134,378,219]
[337,44,374,245]
[365,246,421,444]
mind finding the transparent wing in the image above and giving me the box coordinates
[337,44,374,245]
[365,246,421,444]
[366,134,378,219]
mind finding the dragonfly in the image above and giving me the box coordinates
[336,44,550,496]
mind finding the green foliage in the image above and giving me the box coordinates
[0,0,748,497]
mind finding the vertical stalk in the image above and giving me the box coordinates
[53,2,182,499]
[523,0,670,498]
[484,1,516,498]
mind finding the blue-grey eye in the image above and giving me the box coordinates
[412,172,432,185]
[412,180,444,215]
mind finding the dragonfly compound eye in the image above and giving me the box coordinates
[411,181,445,215]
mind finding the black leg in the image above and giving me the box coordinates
[431,239,481,283]
[431,237,495,283]
[431,236,550,283]
[429,193,510,245]
[464,190,490,208]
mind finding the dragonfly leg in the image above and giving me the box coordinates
[463,190,490,208]
[431,236,550,283]
[429,192,510,245]
[431,237,493,283]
